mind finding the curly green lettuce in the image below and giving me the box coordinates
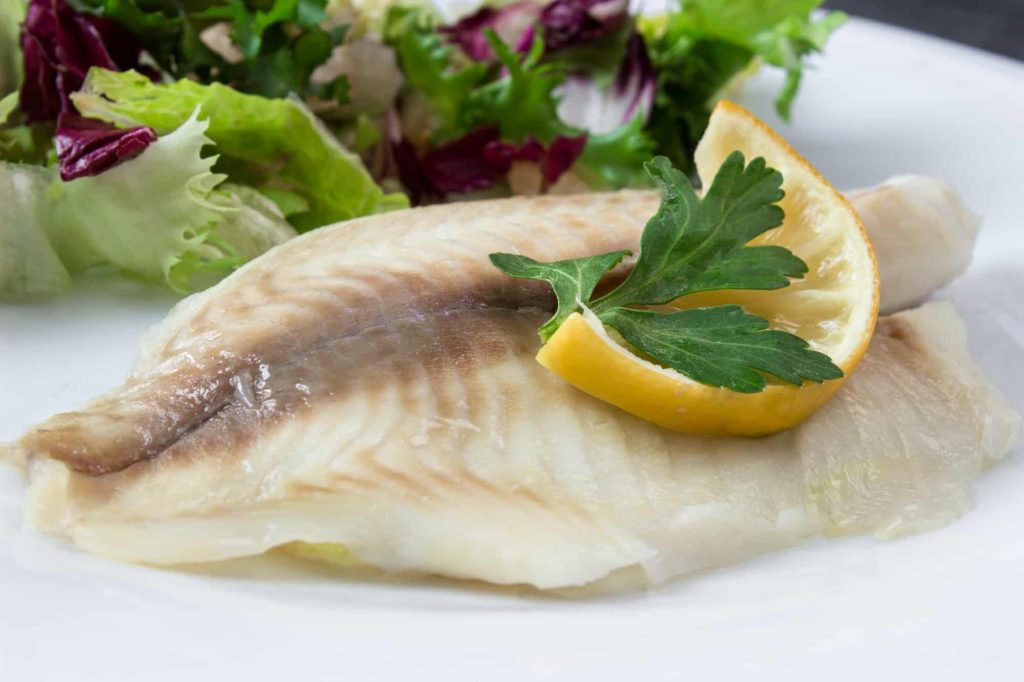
[72,68,407,232]
[1,110,298,295]
[641,0,846,173]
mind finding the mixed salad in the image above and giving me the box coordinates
[0,0,845,295]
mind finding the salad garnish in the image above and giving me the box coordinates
[0,0,845,296]
[491,153,844,393]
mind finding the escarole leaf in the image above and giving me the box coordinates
[0,161,70,295]
[71,68,406,232]
[490,153,843,393]
[490,250,630,341]
[1,92,54,165]
[1,112,298,295]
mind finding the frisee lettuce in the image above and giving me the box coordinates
[490,153,842,393]
[48,108,295,292]
[72,68,407,232]
[386,8,574,145]
[641,0,846,172]
[0,110,297,295]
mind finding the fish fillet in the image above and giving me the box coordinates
[847,175,979,313]
[7,189,1016,590]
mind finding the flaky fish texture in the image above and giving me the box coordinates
[8,187,1016,591]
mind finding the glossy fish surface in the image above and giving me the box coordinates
[8,190,1015,590]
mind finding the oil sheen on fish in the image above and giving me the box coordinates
[8,189,1016,590]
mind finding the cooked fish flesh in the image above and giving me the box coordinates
[6,189,1015,590]
[848,175,978,313]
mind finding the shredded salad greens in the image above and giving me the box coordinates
[0,0,844,295]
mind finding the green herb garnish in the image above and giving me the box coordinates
[69,0,349,102]
[490,153,843,393]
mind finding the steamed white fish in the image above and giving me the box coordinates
[848,175,979,313]
[5,188,1015,590]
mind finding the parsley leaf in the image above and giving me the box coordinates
[601,306,843,392]
[591,153,788,312]
[490,153,843,392]
[489,251,630,342]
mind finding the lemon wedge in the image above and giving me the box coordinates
[537,101,879,437]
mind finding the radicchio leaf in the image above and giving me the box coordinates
[385,108,442,205]
[439,2,541,61]
[540,133,587,182]
[440,0,628,62]
[614,33,655,124]
[556,31,654,135]
[482,137,544,170]
[420,126,587,195]
[422,125,503,193]
[19,0,147,122]
[539,0,628,52]
[55,112,156,181]
[20,0,157,179]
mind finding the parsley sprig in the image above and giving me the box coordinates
[490,153,843,393]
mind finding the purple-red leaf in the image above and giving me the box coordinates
[540,133,587,182]
[439,2,542,61]
[385,109,443,205]
[55,113,157,181]
[20,0,146,123]
[556,31,655,134]
[613,32,655,124]
[19,0,158,179]
[418,127,587,196]
[482,137,544,171]
[440,0,627,61]
[539,0,628,52]
[422,126,503,193]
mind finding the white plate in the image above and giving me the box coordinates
[2,17,1024,682]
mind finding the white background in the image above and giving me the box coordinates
[2,18,1024,682]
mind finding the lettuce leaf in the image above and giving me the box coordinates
[0,109,296,294]
[577,114,655,189]
[385,6,490,141]
[48,108,229,289]
[0,162,70,295]
[0,92,55,165]
[72,68,406,232]
[640,0,845,173]
[0,0,27,98]
[72,0,350,104]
